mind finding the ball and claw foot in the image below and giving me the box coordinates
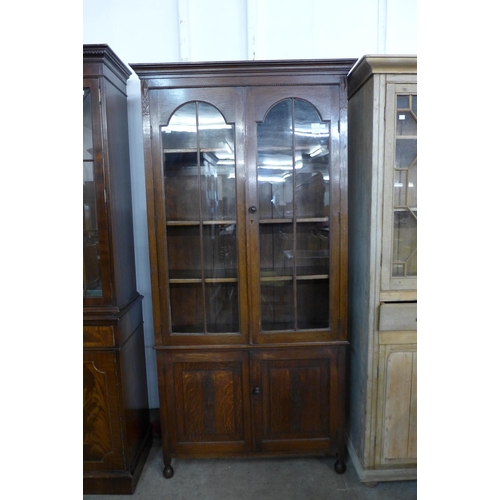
[163,463,174,479]
[334,459,346,474]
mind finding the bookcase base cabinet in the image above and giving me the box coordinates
[83,296,153,495]
[157,346,347,477]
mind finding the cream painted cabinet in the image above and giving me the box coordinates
[347,55,417,485]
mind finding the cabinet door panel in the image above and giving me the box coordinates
[251,347,343,453]
[377,345,417,465]
[162,351,252,455]
[83,351,124,470]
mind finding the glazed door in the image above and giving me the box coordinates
[250,347,344,453]
[83,78,112,305]
[381,84,417,291]
[149,88,249,345]
[246,86,346,343]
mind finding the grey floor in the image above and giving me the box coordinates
[84,439,417,500]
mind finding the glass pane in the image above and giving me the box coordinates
[297,279,329,329]
[163,102,239,335]
[163,102,197,149]
[393,169,407,208]
[295,222,329,276]
[83,88,102,297]
[395,138,417,168]
[257,98,331,332]
[294,99,330,218]
[206,283,239,333]
[169,283,204,333]
[391,93,417,279]
[167,226,202,280]
[261,280,294,331]
[259,223,293,277]
[203,224,238,279]
[396,111,417,136]
[258,100,293,219]
[164,152,199,221]
[392,210,417,277]
[198,102,236,221]
[397,95,409,108]
[200,153,236,221]
[198,102,233,151]
[163,102,237,222]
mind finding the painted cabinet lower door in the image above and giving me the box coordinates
[376,344,417,466]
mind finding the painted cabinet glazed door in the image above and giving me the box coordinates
[149,87,249,346]
[381,84,417,292]
[246,86,346,344]
[161,350,252,454]
[251,347,343,453]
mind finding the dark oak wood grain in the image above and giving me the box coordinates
[132,58,355,477]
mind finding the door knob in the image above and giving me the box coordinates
[253,387,260,395]
[249,206,257,213]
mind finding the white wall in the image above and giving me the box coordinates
[83,0,417,408]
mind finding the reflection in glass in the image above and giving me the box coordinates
[257,99,331,331]
[162,103,236,222]
[162,102,239,334]
[206,283,239,333]
[203,224,238,279]
[83,88,102,297]
[257,99,330,220]
[392,94,417,278]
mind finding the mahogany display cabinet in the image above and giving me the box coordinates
[130,58,356,478]
[83,44,152,494]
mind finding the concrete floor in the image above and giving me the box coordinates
[84,439,417,499]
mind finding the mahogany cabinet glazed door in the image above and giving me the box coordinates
[251,347,344,454]
[161,350,253,456]
[83,350,124,471]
